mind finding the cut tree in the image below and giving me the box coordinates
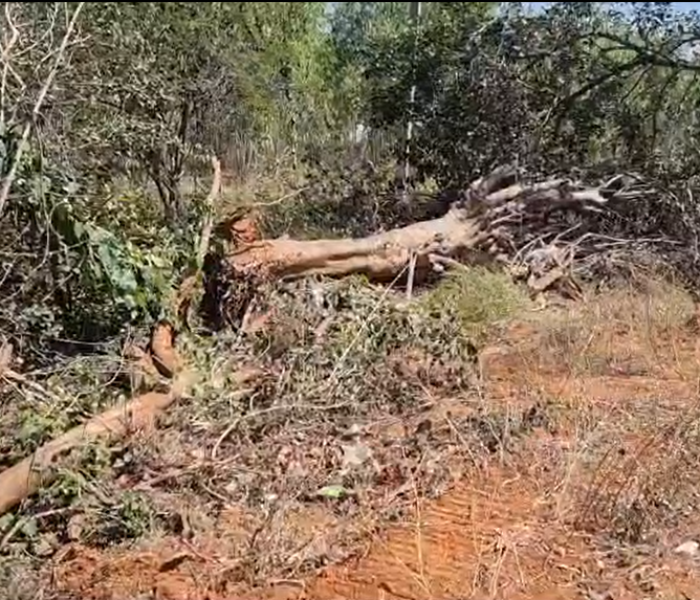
[223,166,650,295]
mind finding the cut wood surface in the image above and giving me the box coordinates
[149,320,181,378]
[224,167,645,289]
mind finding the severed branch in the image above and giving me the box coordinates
[0,322,191,516]
[0,383,190,516]
[207,165,673,323]
[195,155,223,271]
[0,319,255,516]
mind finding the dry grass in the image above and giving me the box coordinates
[504,278,700,548]
[320,275,700,600]
[0,268,535,598]
[4,269,700,600]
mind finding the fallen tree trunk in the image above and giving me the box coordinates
[229,208,485,281]
[225,167,640,285]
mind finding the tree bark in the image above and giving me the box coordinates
[0,325,190,516]
[224,167,621,284]
[0,387,187,516]
[228,206,484,281]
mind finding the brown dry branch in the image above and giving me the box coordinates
[149,320,181,378]
[0,387,186,516]
[0,339,12,377]
[195,155,223,271]
[222,167,657,297]
[0,322,195,516]
[122,341,162,391]
[175,155,222,328]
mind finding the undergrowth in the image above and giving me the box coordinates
[7,262,700,597]
[0,267,538,589]
[421,267,527,339]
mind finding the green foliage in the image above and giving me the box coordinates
[89,491,156,545]
[353,2,700,187]
[0,2,353,347]
[243,277,481,412]
[421,267,529,338]
[0,126,180,342]
[5,0,700,348]
[262,146,401,239]
[0,353,128,468]
[7,2,337,221]
[82,222,175,319]
[329,2,411,119]
[12,409,69,456]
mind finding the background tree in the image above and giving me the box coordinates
[5,1,700,350]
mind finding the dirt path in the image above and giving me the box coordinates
[301,313,700,600]
[52,293,700,600]
[307,466,585,600]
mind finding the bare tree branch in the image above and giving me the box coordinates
[0,1,85,218]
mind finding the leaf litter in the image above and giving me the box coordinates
[0,271,553,599]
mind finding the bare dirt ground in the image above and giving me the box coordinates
[4,276,700,600]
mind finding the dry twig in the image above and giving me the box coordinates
[0,2,85,217]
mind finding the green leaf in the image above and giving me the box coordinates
[316,484,347,499]
[96,242,116,272]
[21,518,38,538]
[114,266,138,292]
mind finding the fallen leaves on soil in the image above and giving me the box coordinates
[6,275,700,600]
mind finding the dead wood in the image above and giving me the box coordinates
[227,208,485,281]
[122,341,161,391]
[0,340,12,378]
[0,323,192,516]
[223,167,638,290]
[149,320,180,378]
[0,313,268,516]
[0,385,188,516]
[173,156,222,329]
[195,155,223,271]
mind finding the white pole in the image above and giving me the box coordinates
[402,1,422,203]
